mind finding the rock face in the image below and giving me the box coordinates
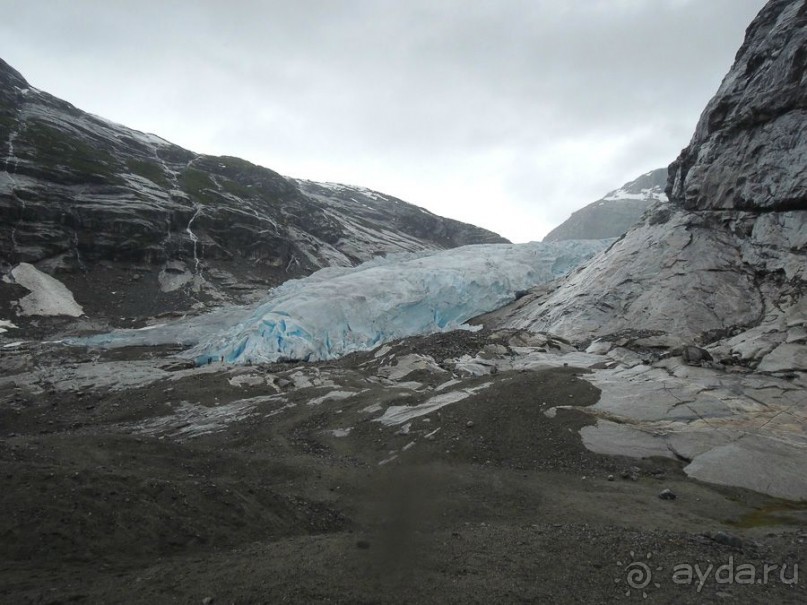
[542,168,667,242]
[667,0,807,212]
[490,0,807,377]
[0,58,506,322]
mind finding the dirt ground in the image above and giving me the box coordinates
[0,330,805,604]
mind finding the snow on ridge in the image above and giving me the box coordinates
[601,186,667,203]
[297,179,389,200]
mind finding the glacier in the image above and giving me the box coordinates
[74,240,611,364]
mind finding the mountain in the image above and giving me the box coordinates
[542,168,668,242]
[2,5,807,598]
[488,0,806,376]
[0,58,506,324]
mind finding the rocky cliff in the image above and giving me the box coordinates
[667,0,807,212]
[488,0,807,378]
[542,168,667,242]
[0,58,506,323]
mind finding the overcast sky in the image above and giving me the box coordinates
[1,0,767,242]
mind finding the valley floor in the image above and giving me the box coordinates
[0,330,805,604]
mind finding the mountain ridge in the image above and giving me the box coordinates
[542,167,667,242]
[0,57,506,325]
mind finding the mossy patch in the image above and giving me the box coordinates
[217,156,256,172]
[179,168,220,204]
[728,499,807,528]
[19,119,123,184]
[219,177,255,199]
[0,112,15,140]
[126,158,171,189]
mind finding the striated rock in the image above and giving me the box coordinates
[490,0,807,374]
[584,339,612,355]
[477,1,807,502]
[574,354,807,501]
[686,435,807,501]
[543,168,667,242]
[667,0,807,212]
[494,209,769,343]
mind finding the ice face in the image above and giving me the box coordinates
[73,240,610,364]
[189,240,610,364]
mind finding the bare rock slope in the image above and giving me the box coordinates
[491,0,807,379]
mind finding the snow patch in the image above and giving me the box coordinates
[601,186,668,203]
[378,354,446,381]
[7,263,83,317]
[307,390,360,406]
[373,344,393,358]
[131,396,278,440]
[0,319,18,333]
[228,374,268,388]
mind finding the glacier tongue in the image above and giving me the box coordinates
[74,240,609,362]
[189,240,610,364]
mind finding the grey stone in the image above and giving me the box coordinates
[758,342,807,373]
[667,0,807,212]
[684,435,807,501]
[620,466,641,482]
[711,531,743,550]
[585,339,613,355]
[658,489,676,500]
[682,346,712,366]
[581,421,676,460]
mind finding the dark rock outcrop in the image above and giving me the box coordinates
[543,168,667,242]
[668,0,807,211]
